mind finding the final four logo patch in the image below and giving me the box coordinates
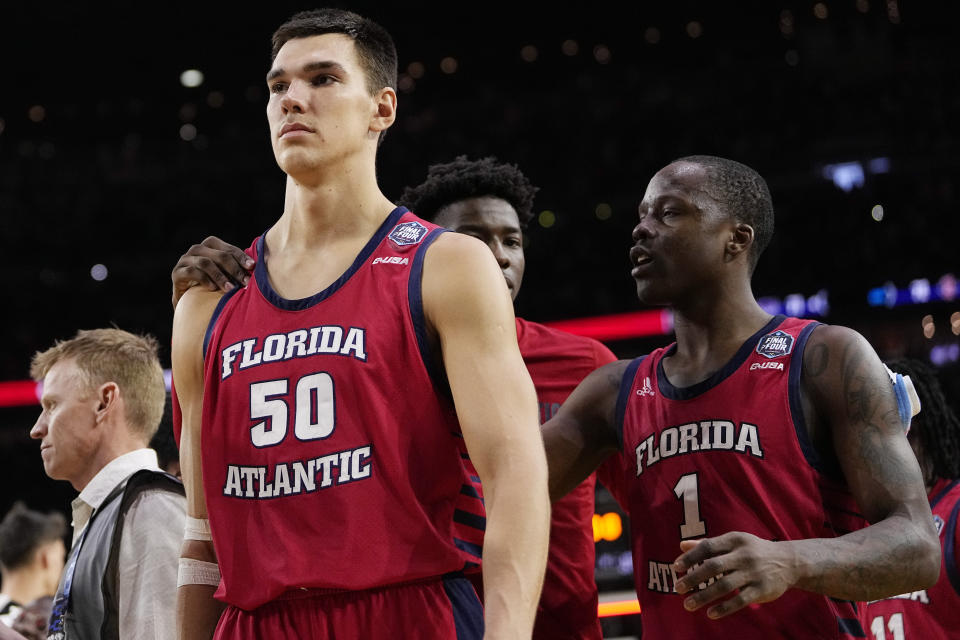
[388,221,428,247]
[934,514,945,536]
[756,330,794,359]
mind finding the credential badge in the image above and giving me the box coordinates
[388,221,428,247]
[756,330,795,359]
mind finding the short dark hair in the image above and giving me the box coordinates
[886,358,960,482]
[272,9,398,96]
[676,155,774,272]
[0,503,66,571]
[397,156,539,229]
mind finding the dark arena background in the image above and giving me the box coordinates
[1,2,958,637]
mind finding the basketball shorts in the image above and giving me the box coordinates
[213,574,483,639]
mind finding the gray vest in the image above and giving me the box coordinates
[48,470,184,640]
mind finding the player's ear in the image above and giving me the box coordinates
[725,222,754,262]
[369,86,397,137]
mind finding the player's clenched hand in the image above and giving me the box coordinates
[671,532,798,620]
[171,236,254,308]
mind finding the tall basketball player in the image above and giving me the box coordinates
[171,10,548,640]
[542,156,940,638]
[171,156,615,639]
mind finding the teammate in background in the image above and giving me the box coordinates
[30,328,185,640]
[542,155,940,638]
[171,155,616,638]
[0,504,65,628]
[863,358,960,639]
[398,157,615,639]
[171,10,548,640]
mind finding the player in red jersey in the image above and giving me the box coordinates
[397,156,616,640]
[541,155,940,638]
[171,156,616,639]
[171,10,549,640]
[862,359,960,639]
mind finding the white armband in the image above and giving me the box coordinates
[184,516,212,541]
[177,558,221,587]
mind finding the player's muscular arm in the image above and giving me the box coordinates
[791,325,940,594]
[541,361,627,501]
[422,233,549,640]
[673,326,940,619]
[172,288,228,640]
[171,236,254,309]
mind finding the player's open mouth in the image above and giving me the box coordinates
[630,245,653,267]
[630,248,653,278]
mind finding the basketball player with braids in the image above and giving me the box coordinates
[172,156,614,640]
[171,9,548,640]
[863,358,960,639]
[542,155,940,638]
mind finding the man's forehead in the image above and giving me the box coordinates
[642,162,709,203]
[271,33,359,71]
[42,359,81,392]
[437,197,521,229]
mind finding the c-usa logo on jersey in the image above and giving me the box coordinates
[389,221,428,246]
[756,330,794,359]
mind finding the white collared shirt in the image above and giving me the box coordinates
[69,448,185,640]
[71,448,161,543]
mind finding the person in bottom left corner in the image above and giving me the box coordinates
[0,503,66,636]
[29,328,186,640]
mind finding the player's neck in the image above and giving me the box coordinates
[273,161,394,251]
[668,283,771,371]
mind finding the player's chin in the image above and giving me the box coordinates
[634,280,669,306]
[275,148,322,175]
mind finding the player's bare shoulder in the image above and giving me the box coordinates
[174,288,226,341]
[801,323,894,423]
[422,231,502,279]
[420,231,512,321]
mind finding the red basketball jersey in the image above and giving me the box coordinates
[862,478,960,639]
[517,318,616,640]
[615,315,868,639]
[198,208,484,610]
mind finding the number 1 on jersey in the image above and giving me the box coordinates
[673,472,706,539]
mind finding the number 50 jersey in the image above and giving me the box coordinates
[613,316,868,639]
[198,208,484,611]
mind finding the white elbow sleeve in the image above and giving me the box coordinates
[177,558,220,587]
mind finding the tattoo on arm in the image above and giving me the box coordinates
[793,329,939,599]
[838,340,910,486]
[804,342,828,377]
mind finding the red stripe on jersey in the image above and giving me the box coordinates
[616,315,866,638]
